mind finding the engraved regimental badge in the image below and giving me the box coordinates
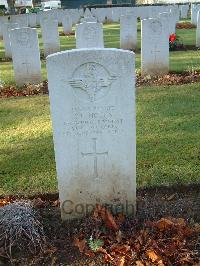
[69,62,117,102]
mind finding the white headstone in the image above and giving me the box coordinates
[10,14,28,27]
[56,9,64,24]
[95,8,106,23]
[105,8,113,23]
[76,22,104,49]
[47,48,136,220]
[39,10,55,25]
[196,11,200,47]
[159,12,170,36]
[62,11,72,34]
[168,10,176,34]
[0,16,8,39]
[180,5,189,19]
[28,13,37,28]
[141,18,169,76]
[41,19,60,57]
[69,9,82,25]
[3,22,19,58]
[10,27,42,86]
[112,7,121,22]
[191,4,200,26]
[120,14,137,50]
[84,8,92,17]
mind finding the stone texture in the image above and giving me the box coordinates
[191,4,200,26]
[47,48,136,220]
[141,18,169,76]
[0,16,8,39]
[3,22,19,58]
[41,19,60,57]
[10,14,28,27]
[76,22,104,49]
[61,11,72,34]
[159,12,170,36]
[120,14,137,50]
[180,4,189,19]
[10,27,42,86]
[196,11,200,47]
[28,13,37,27]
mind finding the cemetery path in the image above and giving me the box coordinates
[0,184,199,265]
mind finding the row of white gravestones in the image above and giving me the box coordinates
[76,22,104,49]
[46,48,136,220]
[196,11,200,47]
[40,19,60,57]
[141,18,169,76]
[10,27,42,86]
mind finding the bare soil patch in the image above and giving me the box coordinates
[0,185,199,265]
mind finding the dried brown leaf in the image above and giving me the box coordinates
[74,238,87,253]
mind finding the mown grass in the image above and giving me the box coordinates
[0,83,200,195]
[0,20,200,85]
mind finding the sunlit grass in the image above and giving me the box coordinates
[0,83,200,195]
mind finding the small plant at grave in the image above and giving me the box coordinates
[169,34,183,51]
[169,34,177,50]
[0,201,46,257]
[88,237,104,252]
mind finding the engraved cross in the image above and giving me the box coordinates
[81,138,108,180]
[22,62,31,75]
[151,45,160,65]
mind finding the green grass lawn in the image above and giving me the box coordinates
[0,83,200,195]
[0,21,200,85]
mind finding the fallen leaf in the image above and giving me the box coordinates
[194,223,200,233]
[74,238,87,253]
[32,197,46,208]
[136,261,145,266]
[0,197,12,207]
[116,230,122,243]
[51,199,60,207]
[93,204,119,231]
[116,256,125,266]
[146,250,159,262]
[167,193,176,201]
[84,249,95,257]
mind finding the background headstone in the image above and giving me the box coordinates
[41,19,60,57]
[120,14,137,50]
[0,16,8,39]
[62,11,72,34]
[76,22,104,49]
[141,18,169,76]
[10,14,28,28]
[196,11,200,47]
[28,13,37,28]
[10,27,42,86]
[3,22,19,58]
